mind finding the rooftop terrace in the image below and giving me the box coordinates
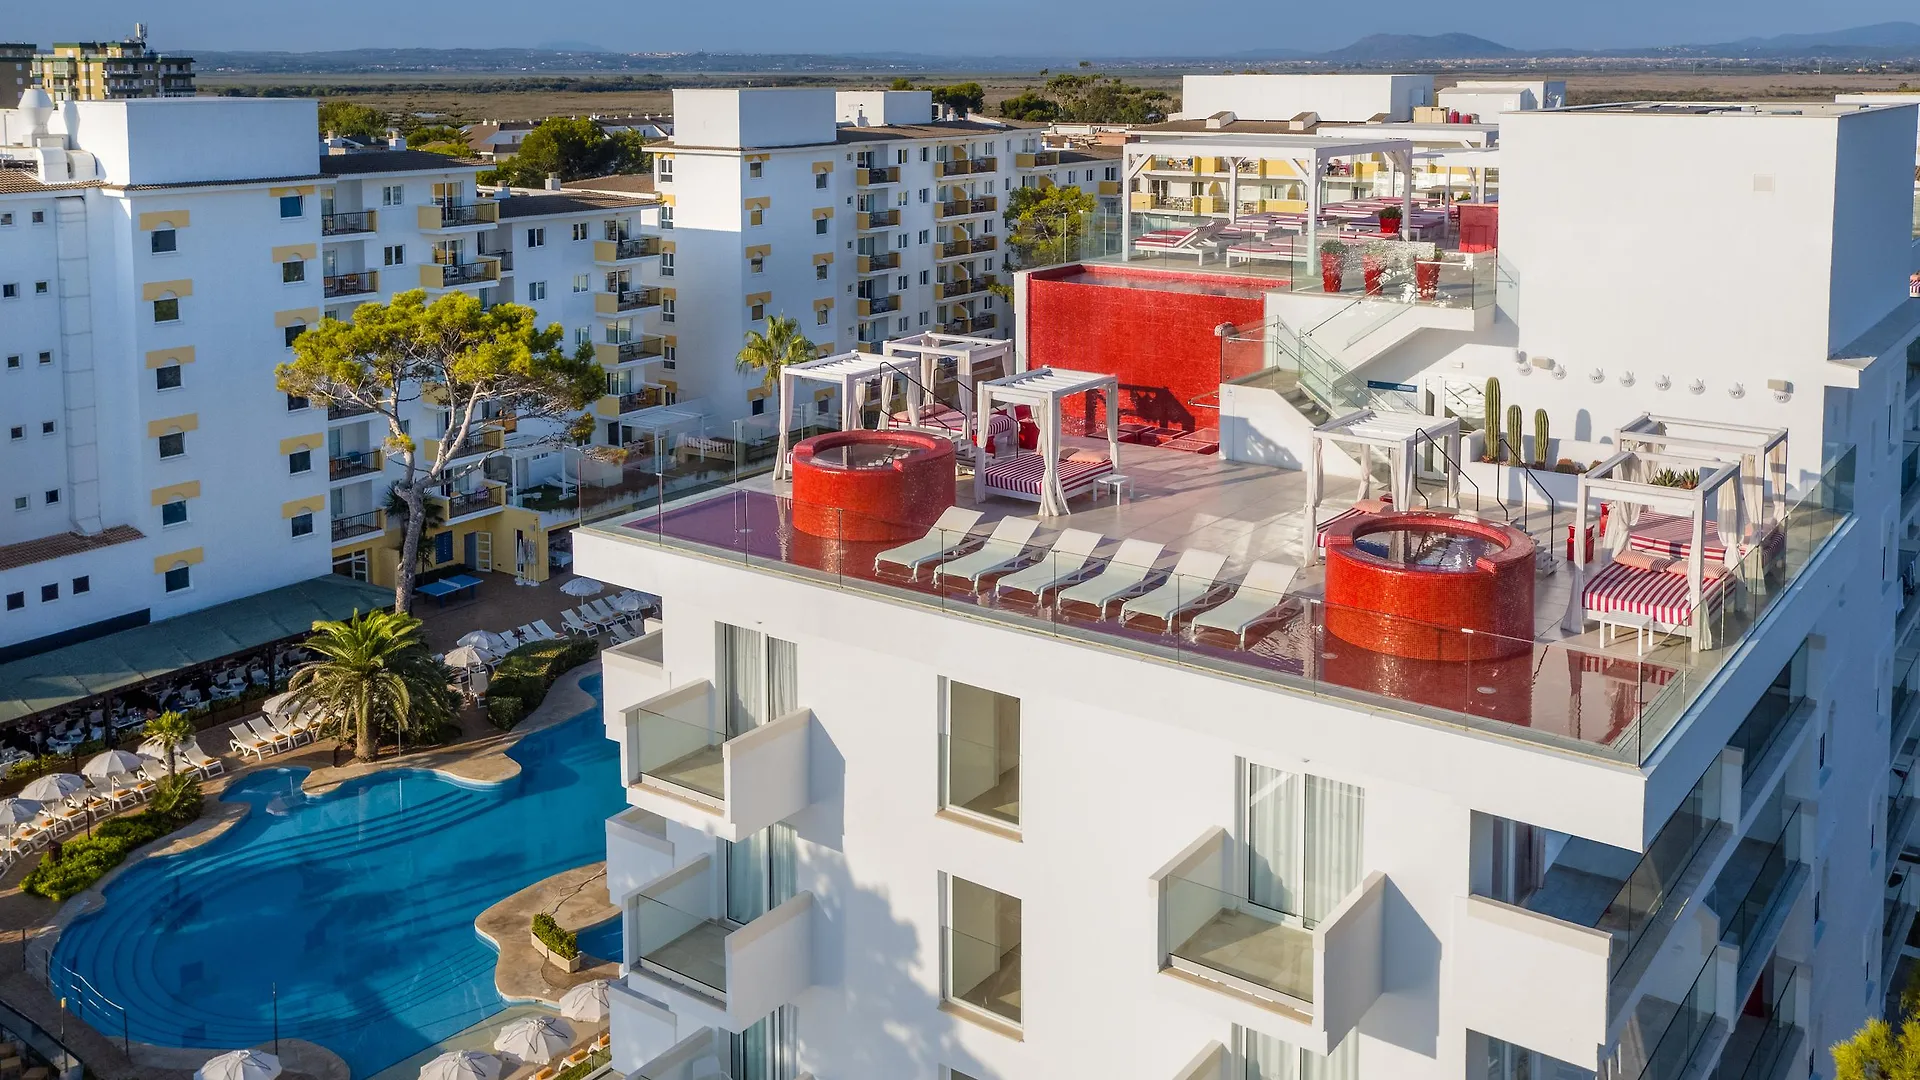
[586,430,1852,768]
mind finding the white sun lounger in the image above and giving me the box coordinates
[184,739,225,777]
[934,517,1042,590]
[562,609,600,637]
[1119,549,1230,630]
[531,619,565,641]
[1056,539,1166,615]
[249,718,294,752]
[995,529,1105,602]
[874,507,985,578]
[1188,561,1302,646]
[229,724,273,760]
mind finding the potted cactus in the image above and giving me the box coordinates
[1378,204,1403,236]
[1533,409,1549,468]
[1481,377,1501,462]
[1319,239,1346,293]
[1504,403,1523,464]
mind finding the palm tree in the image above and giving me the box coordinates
[385,483,448,571]
[142,710,196,780]
[283,610,457,761]
[735,314,818,394]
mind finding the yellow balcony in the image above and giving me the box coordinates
[1099,180,1121,196]
[935,196,997,220]
[419,258,499,290]
[857,251,900,274]
[857,294,901,318]
[857,166,900,186]
[594,237,662,264]
[856,209,899,230]
[416,202,499,230]
[594,287,663,315]
[935,158,973,178]
[610,385,670,415]
[1015,150,1061,169]
[937,235,996,260]
[596,336,667,367]
[433,481,507,522]
[328,448,383,483]
[940,313,998,335]
[423,426,505,462]
[934,274,996,301]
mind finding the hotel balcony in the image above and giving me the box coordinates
[1015,150,1062,169]
[857,293,900,318]
[596,336,667,368]
[856,209,899,230]
[596,287,664,316]
[329,509,385,544]
[423,426,505,463]
[320,210,377,237]
[935,274,996,301]
[613,386,671,416]
[935,158,975,178]
[419,258,500,290]
[621,679,813,841]
[606,805,674,902]
[857,166,900,186]
[1152,828,1384,1053]
[628,853,817,1027]
[1099,179,1122,196]
[936,196,998,220]
[938,235,997,260]
[595,237,663,265]
[327,400,375,422]
[417,201,499,231]
[322,270,379,299]
[857,251,900,274]
[478,247,513,272]
[941,313,997,335]
[431,481,507,524]
[328,448,383,483]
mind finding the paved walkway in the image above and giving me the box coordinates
[0,663,604,1080]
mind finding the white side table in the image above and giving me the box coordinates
[1598,611,1654,656]
[1095,474,1133,505]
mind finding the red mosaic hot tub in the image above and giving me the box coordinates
[789,429,955,541]
[1322,510,1535,661]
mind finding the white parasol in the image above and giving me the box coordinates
[558,978,609,1021]
[81,750,148,782]
[417,1050,501,1080]
[443,645,487,670]
[492,1015,574,1065]
[457,630,508,653]
[0,798,42,832]
[20,773,87,802]
[559,577,604,598]
[196,1049,282,1080]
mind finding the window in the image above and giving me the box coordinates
[286,393,309,411]
[750,257,764,275]
[1245,764,1366,924]
[814,217,828,235]
[36,351,49,366]
[383,244,406,266]
[751,396,767,415]
[526,227,546,247]
[1105,166,1118,181]
[4,593,20,611]
[661,298,675,324]
[814,171,827,190]
[282,260,305,284]
[42,489,58,505]
[333,551,369,581]
[150,226,177,252]
[897,274,909,291]
[153,296,179,322]
[34,281,47,295]
[291,512,314,538]
[2,284,15,299]
[663,344,676,365]
[944,875,1021,1026]
[717,623,798,732]
[920,269,931,286]
[279,194,304,218]
[0,213,10,226]
[896,317,909,332]
[288,449,311,475]
[284,323,305,348]
[571,273,590,294]
[659,206,673,229]
[381,184,404,206]
[750,207,765,227]
[896,232,909,250]
[30,211,43,224]
[918,230,930,244]
[942,680,1020,828]
[1243,1028,1358,1080]
[897,149,908,165]
[921,147,930,162]
[161,499,188,527]
[918,187,930,203]
[155,364,182,391]
[816,307,829,325]
[6,427,19,441]
[749,161,764,179]
[657,158,674,183]
[158,432,185,459]
[527,281,547,301]
[660,252,675,277]
[72,576,89,595]
[750,302,765,321]
[40,421,54,436]
[919,311,930,326]
[163,564,191,593]
[4,356,15,369]
[40,584,57,603]
[815,262,829,281]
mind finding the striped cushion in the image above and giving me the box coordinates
[1134,229,1201,249]
[894,407,1016,438]
[1313,495,1393,549]
[1582,561,1733,625]
[1627,511,1727,561]
[983,454,1113,497]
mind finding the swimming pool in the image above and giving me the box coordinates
[50,674,623,1078]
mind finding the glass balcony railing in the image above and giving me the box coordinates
[634,892,727,997]
[1163,872,1314,1005]
[1615,950,1718,1080]
[628,690,725,803]
[947,924,1022,1025]
[1711,966,1799,1080]
[1709,801,1803,955]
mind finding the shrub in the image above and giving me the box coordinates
[532,912,580,959]
[486,636,595,731]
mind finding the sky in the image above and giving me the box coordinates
[13,0,1920,55]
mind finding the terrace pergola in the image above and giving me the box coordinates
[974,367,1121,516]
[880,333,1014,424]
[1410,146,1500,204]
[774,351,909,480]
[1303,409,1462,562]
[1613,414,1789,530]
[1122,133,1418,258]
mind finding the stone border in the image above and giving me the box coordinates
[473,861,619,1008]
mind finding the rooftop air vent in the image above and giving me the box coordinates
[1204,110,1236,130]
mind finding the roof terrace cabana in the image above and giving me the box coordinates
[974,367,1121,516]
[774,351,914,481]
[1122,132,1418,261]
[880,333,1015,449]
[1613,414,1789,530]
[1303,410,1462,562]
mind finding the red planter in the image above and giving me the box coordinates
[1320,252,1344,293]
[1415,260,1440,300]
[1378,211,1401,236]
[1362,255,1383,296]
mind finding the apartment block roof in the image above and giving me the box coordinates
[562,173,656,195]
[0,525,144,572]
[661,117,1039,154]
[494,190,651,220]
[0,169,103,195]
[318,149,486,176]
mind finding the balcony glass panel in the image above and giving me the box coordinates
[632,699,725,801]
[946,877,1021,1025]
[1165,873,1314,1004]
[1710,966,1798,1080]
[635,893,727,996]
[1708,798,1801,953]
[942,680,1019,827]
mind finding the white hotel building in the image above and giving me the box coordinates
[576,98,1920,1080]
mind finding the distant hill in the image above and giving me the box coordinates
[1718,21,1920,51]
[1317,33,1517,62]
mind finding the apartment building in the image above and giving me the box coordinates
[0,45,30,110]
[0,95,342,654]
[31,26,194,102]
[573,98,1919,1080]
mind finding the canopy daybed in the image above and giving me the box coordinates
[881,334,1017,456]
[1301,410,1463,563]
[973,368,1121,516]
[773,351,915,481]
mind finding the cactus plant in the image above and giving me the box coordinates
[1533,409,1549,469]
[1505,404,1522,465]
[1482,377,1502,463]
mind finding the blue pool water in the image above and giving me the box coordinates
[50,675,622,1078]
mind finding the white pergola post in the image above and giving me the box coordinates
[775,367,796,481]
[1228,158,1240,223]
[1397,149,1413,239]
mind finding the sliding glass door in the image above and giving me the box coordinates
[1246,763,1365,925]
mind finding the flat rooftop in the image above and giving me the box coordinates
[1559,101,1901,119]
[587,434,1850,768]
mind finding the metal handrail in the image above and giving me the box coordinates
[1493,433,1561,565]
[1410,427,1498,523]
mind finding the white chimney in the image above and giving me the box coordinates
[545,174,563,191]
[496,183,511,199]
[387,128,404,151]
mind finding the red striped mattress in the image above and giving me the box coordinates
[1582,560,1733,625]
[983,454,1113,497]
[1627,513,1785,566]
[1313,496,1392,549]
[1134,229,1202,249]
[894,406,1015,437]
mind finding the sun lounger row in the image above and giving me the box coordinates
[560,594,654,642]
[872,509,1304,646]
[229,713,323,761]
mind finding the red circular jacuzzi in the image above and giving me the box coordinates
[1323,510,1535,661]
[790,430,955,541]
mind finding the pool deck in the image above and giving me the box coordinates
[474,861,620,1007]
[0,663,606,1080]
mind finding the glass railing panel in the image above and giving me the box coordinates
[942,730,1019,827]
[1711,802,1801,952]
[634,893,727,996]
[946,925,1021,1024]
[630,700,725,801]
[1713,966,1797,1080]
[1635,951,1718,1080]
[1600,763,1720,981]
[1163,874,1314,1004]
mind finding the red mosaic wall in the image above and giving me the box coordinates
[1025,265,1269,433]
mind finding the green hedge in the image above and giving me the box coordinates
[487,636,595,730]
[531,911,580,959]
[21,777,204,902]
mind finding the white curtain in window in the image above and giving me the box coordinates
[1245,1029,1358,1080]
[721,623,766,736]
[725,831,768,924]
[769,823,797,908]
[767,636,798,719]
[1302,775,1365,923]
[1246,764,1299,916]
